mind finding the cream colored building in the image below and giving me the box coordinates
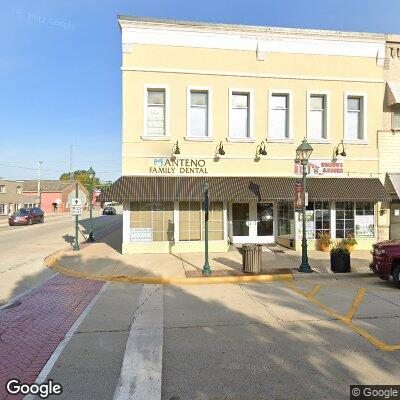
[109,16,392,254]
[380,34,400,240]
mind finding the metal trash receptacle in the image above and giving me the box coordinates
[242,244,262,273]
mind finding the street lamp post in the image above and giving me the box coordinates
[87,166,95,242]
[296,139,313,273]
[202,182,211,277]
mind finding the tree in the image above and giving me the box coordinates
[60,170,101,191]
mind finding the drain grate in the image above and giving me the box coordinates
[2,301,22,310]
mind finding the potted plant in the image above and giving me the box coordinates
[330,245,351,273]
[342,233,357,253]
[317,232,332,252]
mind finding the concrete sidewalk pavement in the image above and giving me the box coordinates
[46,228,374,284]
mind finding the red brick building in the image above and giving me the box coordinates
[23,180,89,214]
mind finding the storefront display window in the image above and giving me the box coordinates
[130,201,174,241]
[335,202,354,238]
[278,203,294,236]
[314,201,330,238]
[355,202,375,238]
[180,201,224,241]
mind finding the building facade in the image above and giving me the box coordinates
[0,179,24,216]
[23,180,89,214]
[379,34,400,240]
[110,16,391,254]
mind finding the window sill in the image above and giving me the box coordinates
[141,135,171,141]
[306,139,332,144]
[184,136,214,142]
[266,138,295,143]
[343,140,368,145]
[226,137,255,143]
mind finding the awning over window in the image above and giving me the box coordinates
[387,173,400,200]
[386,81,400,106]
[99,176,391,203]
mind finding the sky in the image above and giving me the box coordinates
[1,0,400,183]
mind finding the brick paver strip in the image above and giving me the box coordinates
[0,275,103,399]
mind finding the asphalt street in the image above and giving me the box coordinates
[0,210,121,306]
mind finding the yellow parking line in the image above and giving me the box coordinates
[306,284,322,299]
[286,283,400,352]
[344,288,367,321]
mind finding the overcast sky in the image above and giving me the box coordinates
[1,0,400,182]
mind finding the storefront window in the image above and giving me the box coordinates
[130,201,174,241]
[278,203,294,236]
[314,201,330,238]
[355,202,375,238]
[180,201,224,241]
[335,202,354,239]
[179,201,201,241]
[206,202,224,240]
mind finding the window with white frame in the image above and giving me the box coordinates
[146,89,166,136]
[335,202,355,239]
[269,93,289,139]
[189,90,209,137]
[230,92,250,138]
[0,185,5,194]
[392,105,400,130]
[0,204,5,215]
[309,95,327,140]
[346,95,364,140]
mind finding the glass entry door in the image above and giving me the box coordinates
[231,202,275,244]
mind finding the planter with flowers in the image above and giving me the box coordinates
[317,233,332,252]
[342,234,357,253]
[330,245,351,273]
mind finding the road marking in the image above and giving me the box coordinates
[113,284,163,400]
[306,284,322,299]
[287,283,400,352]
[344,287,367,321]
[24,282,108,400]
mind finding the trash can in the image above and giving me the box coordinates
[242,244,262,274]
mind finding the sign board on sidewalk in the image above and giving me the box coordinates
[130,228,152,242]
[71,198,82,206]
[70,205,83,216]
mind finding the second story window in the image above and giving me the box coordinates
[345,94,366,141]
[230,92,251,139]
[308,94,327,140]
[146,88,166,136]
[268,93,290,140]
[392,105,400,130]
[0,185,5,194]
[188,90,209,138]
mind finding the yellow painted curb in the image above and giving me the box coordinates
[44,250,293,286]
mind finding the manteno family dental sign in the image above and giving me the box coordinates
[149,158,208,174]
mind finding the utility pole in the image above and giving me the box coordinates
[37,161,43,207]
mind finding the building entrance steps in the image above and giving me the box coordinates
[45,228,374,284]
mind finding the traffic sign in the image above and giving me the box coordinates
[71,198,82,206]
[70,205,83,216]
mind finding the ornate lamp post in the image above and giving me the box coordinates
[87,166,96,242]
[202,182,211,276]
[296,139,313,273]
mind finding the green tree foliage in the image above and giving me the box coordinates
[60,170,100,191]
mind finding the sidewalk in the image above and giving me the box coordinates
[46,228,374,283]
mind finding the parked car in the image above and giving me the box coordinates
[102,206,116,215]
[8,207,44,226]
[370,240,400,287]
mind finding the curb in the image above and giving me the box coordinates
[44,250,294,285]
